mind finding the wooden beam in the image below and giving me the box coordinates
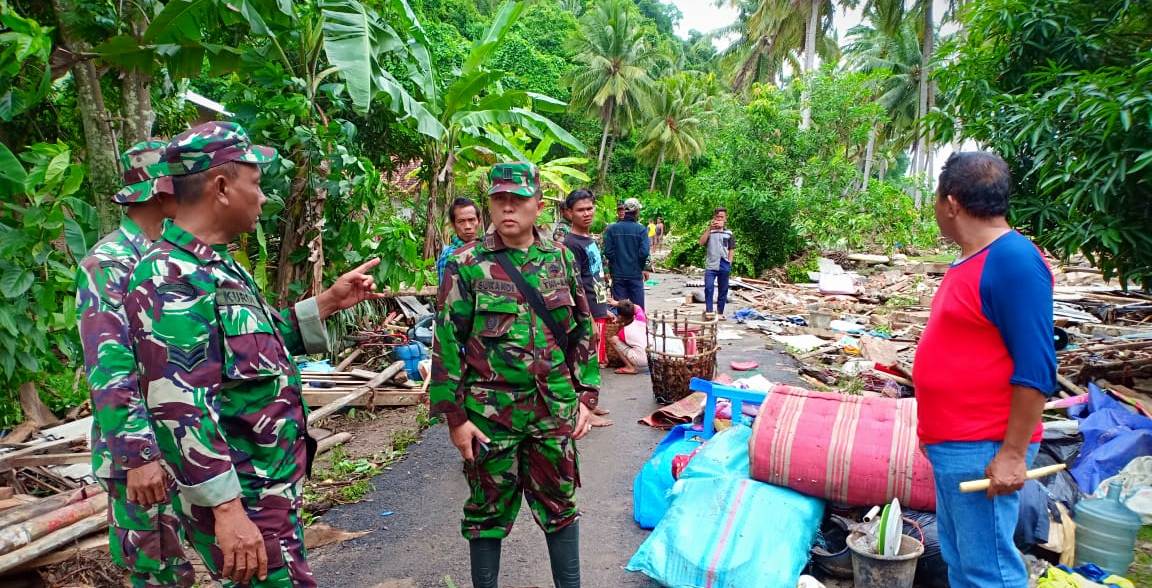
[303,390,424,409]
[306,362,406,424]
[0,437,84,472]
[316,433,353,455]
[7,453,91,468]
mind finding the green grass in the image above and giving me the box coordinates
[1131,526,1152,585]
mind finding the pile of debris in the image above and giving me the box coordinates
[681,253,1152,404]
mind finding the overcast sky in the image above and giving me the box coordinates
[669,2,867,49]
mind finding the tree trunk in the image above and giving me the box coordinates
[277,151,312,302]
[596,100,615,183]
[52,0,121,234]
[648,148,664,191]
[665,167,676,198]
[861,126,876,193]
[120,11,154,144]
[799,0,819,130]
[421,156,442,260]
[913,0,935,207]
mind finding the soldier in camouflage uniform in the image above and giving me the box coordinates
[76,140,195,588]
[124,122,384,587]
[431,162,600,588]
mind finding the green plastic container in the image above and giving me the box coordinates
[1074,481,1142,575]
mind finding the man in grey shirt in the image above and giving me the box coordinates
[697,207,734,319]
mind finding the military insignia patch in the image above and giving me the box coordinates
[540,278,568,291]
[475,279,517,295]
[157,282,198,298]
[547,262,563,278]
[168,342,209,373]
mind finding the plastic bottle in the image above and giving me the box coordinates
[1074,481,1142,575]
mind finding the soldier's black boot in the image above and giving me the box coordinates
[545,522,581,588]
[469,538,502,588]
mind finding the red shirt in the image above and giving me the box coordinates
[914,231,1057,445]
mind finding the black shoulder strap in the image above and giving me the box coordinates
[492,250,570,351]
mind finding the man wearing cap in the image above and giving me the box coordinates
[431,162,600,588]
[77,141,195,587]
[124,122,385,587]
[602,197,650,310]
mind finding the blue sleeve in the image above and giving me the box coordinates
[602,226,615,268]
[640,228,650,270]
[979,235,1058,396]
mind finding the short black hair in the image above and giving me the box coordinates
[564,188,595,210]
[937,152,1012,218]
[616,202,625,210]
[171,162,240,204]
[448,197,478,223]
[713,207,727,216]
[617,300,636,321]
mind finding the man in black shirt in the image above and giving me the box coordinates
[563,189,612,424]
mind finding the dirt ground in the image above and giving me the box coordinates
[308,273,811,588]
[317,404,424,460]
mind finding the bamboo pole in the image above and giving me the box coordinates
[0,512,107,575]
[0,484,99,528]
[0,492,106,555]
[316,433,353,455]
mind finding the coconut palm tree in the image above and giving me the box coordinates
[719,0,844,91]
[567,0,656,182]
[844,6,923,182]
[637,74,714,195]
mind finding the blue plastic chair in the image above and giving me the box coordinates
[689,377,770,440]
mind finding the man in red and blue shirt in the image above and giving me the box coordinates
[913,152,1057,588]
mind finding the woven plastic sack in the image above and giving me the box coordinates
[750,384,936,511]
[626,476,824,587]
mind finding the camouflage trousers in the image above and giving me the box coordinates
[181,501,315,588]
[99,477,195,588]
[462,412,581,540]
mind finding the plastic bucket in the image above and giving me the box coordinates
[847,532,924,588]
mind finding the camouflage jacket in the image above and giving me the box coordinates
[76,217,161,479]
[125,221,329,511]
[430,229,600,433]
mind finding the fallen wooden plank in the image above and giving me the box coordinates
[0,422,39,445]
[0,437,85,472]
[334,348,364,372]
[0,512,107,575]
[303,390,425,409]
[307,362,407,424]
[7,452,91,468]
[0,496,39,512]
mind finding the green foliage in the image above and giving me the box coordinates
[0,2,53,121]
[0,141,98,418]
[934,0,1152,288]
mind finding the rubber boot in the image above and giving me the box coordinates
[469,538,502,588]
[545,522,581,588]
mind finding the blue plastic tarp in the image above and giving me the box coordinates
[1069,383,1152,493]
[633,424,702,529]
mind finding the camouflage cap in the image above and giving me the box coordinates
[623,197,642,212]
[487,162,541,198]
[112,140,174,205]
[165,121,277,176]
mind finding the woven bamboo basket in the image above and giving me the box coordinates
[604,320,624,368]
[646,311,719,404]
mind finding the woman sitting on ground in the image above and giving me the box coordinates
[611,299,648,375]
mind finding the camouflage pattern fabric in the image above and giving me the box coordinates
[184,503,314,588]
[487,162,541,198]
[463,413,580,539]
[101,477,195,588]
[113,140,174,205]
[124,220,327,584]
[431,228,600,539]
[77,216,194,584]
[164,121,277,177]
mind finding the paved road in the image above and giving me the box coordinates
[310,274,801,588]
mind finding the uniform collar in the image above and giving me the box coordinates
[118,216,152,256]
[481,227,556,253]
[162,219,226,265]
[448,235,467,248]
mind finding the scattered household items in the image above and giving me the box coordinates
[847,530,924,588]
[748,384,936,511]
[1068,383,1152,494]
[1094,456,1152,524]
[638,393,706,429]
[1073,481,1142,576]
[646,311,718,404]
[627,425,825,588]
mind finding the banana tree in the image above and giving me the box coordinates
[385,0,586,257]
